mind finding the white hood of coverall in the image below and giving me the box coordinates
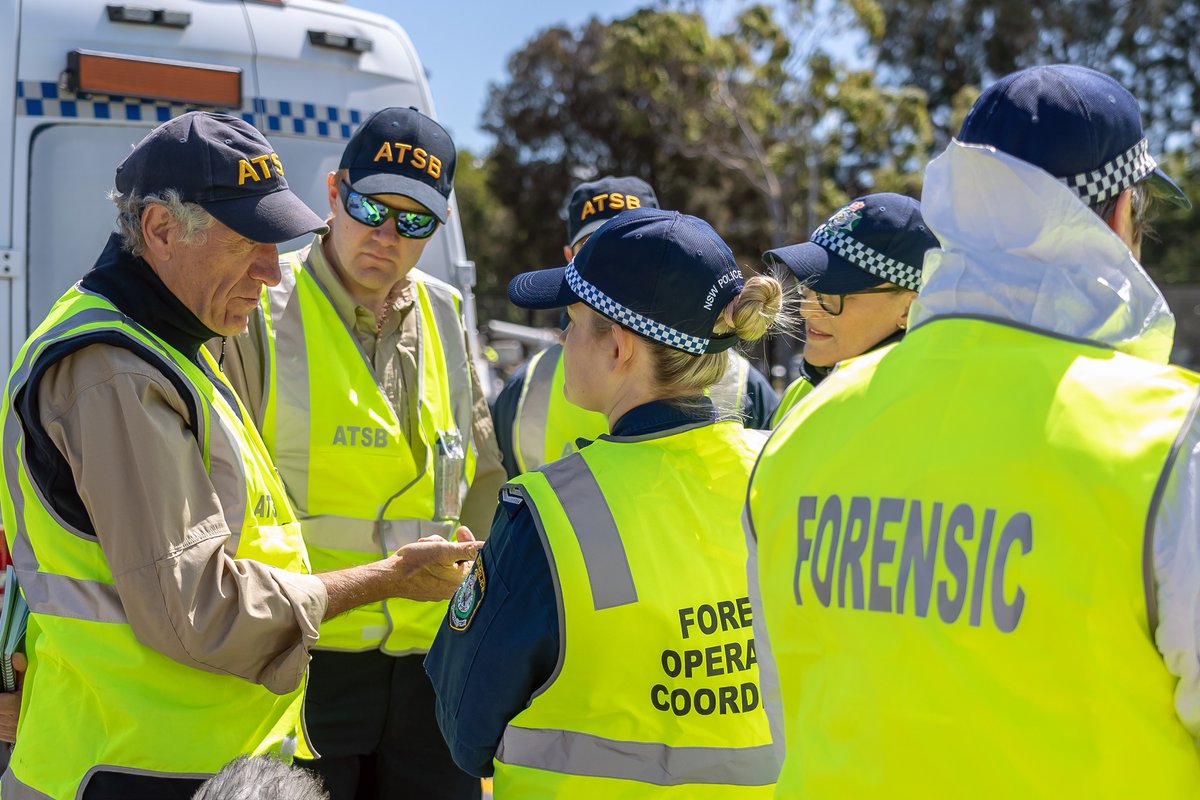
[910,140,1176,364]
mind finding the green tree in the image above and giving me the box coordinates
[475,5,933,320]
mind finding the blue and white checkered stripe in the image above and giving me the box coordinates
[17,81,366,140]
[565,263,710,355]
[810,226,923,291]
[1062,137,1156,206]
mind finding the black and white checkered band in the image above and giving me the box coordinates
[809,227,923,291]
[1061,138,1156,206]
[565,264,710,355]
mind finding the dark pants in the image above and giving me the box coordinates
[299,650,480,800]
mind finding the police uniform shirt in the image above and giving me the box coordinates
[423,398,719,776]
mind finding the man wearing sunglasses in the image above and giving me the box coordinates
[0,111,481,800]
[762,193,939,425]
[220,107,504,800]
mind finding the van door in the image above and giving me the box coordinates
[16,0,258,340]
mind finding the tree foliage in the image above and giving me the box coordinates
[470,5,933,321]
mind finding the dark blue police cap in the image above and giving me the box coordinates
[509,208,744,355]
[339,107,456,223]
[115,111,327,243]
[565,176,659,248]
[764,193,938,295]
[959,64,1189,209]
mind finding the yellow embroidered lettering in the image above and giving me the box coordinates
[237,159,259,185]
[428,155,442,178]
[581,200,597,220]
[610,193,626,210]
[411,147,428,170]
[628,196,641,209]
[270,152,285,176]
[593,193,610,212]
[393,143,413,163]
[373,142,393,162]
[250,154,272,179]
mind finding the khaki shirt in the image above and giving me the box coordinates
[219,236,505,538]
[37,344,326,695]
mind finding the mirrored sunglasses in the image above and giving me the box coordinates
[338,181,439,239]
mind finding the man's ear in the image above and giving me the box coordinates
[326,171,339,215]
[562,245,574,263]
[140,204,175,264]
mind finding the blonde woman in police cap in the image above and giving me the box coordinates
[426,207,785,797]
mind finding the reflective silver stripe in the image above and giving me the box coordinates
[267,255,311,508]
[0,303,213,623]
[207,415,247,548]
[515,345,561,472]
[498,725,779,786]
[299,515,453,554]
[21,570,126,623]
[743,502,788,773]
[421,277,474,443]
[708,352,747,419]
[540,454,637,610]
[1,768,55,800]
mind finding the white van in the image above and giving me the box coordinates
[1,0,483,384]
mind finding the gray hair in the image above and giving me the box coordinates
[109,187,215,257]
[192,755,329,800]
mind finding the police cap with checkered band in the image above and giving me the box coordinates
[763,193,938,295]
[958,64,1189,209]
[508,208,745,355]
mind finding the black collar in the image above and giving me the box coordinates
[80,234,218,360]
[609,397,716,437]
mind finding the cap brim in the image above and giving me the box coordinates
[507,266,580,310]
[764,242,885,294]
[347,170,450,223]
[1147,167,1191,210]
[203,190,328,244]
[569,219,606,248]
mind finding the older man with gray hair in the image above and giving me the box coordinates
[0,111,479,800]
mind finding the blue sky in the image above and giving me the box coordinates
[346,1,666,153]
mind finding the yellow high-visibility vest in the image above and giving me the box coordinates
[769,375,814,427]
[513,345,751,472]
[747,317,1200,797]
[260,253,475,654]
[495,420,780,798]
[0,287,310,800]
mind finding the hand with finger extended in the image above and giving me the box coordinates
[388,533,482,602]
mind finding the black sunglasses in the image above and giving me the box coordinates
[338,181,440,239]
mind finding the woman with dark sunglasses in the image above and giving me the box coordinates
[764,193,940,425]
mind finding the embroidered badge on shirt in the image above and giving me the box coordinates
[448,552,486,632]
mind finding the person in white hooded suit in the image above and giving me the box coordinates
[745,64,1200,798]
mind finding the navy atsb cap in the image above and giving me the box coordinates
[764,193,938,294]
[959,64,1189,209]
[115,111,327,243]
[509,208,744,355]
[339,107,456,223]
[565,176,659,248]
